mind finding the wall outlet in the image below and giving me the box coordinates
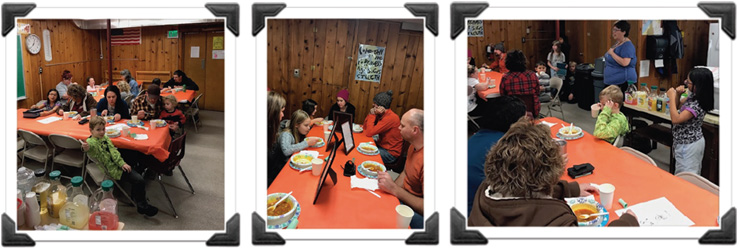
[293,69,300,78]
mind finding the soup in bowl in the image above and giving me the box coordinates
[571,203,600,226]
[360,161,386,177]
[290,154,314,168]
[266,193,298,226]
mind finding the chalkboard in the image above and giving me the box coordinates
[17,35,27,100]
[354,44,386,83]
[468,20,484,37]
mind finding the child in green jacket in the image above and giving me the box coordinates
[594,85,630,143]
[81,116,158,216]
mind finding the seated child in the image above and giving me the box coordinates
[593,85,630,143]
[535,61,554,102]
[82,116,159,216]
[160,95,186,137]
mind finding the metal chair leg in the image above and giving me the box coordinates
[178,166,195,194]
[192,115,199,133]
[157,175,179,218]
[113,180,137,208]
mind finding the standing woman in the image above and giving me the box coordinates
[96,85,131,121]
[604,20,637,93]
[667,67,714,175]
[547,40,566,78]
[326,89,356,121]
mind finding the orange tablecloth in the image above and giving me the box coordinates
[476,71,503,99]
[267,125,401,228]
[93,87,196,104]
[17,109,171,162]
[542,117,718,226]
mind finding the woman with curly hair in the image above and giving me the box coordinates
[468,117,638,226]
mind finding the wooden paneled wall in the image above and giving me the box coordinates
[468,21,557,71]
[268,19,424,124]
[100,25,181,85]
[564,20,712,90]
[17,20,101,109]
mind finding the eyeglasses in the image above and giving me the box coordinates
[612,28,621,32]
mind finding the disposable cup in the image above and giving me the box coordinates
[131,115,138,123]
[149,120,156,130]
[598,183,616,209]
[324,131,331,142]
[63,112,70,120]
[311,159,323,176]
[396,205,414,229]
[591,104,600,118]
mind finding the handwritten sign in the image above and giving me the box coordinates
[354,44,386,83]
[468,20,484,37]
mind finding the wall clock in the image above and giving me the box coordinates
[25,34,41,54]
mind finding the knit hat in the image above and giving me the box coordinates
[337,89,350,102]
[373,90,393,109]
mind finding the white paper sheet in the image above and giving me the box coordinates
[539,121,557,128]
[190,46,200,58]
[655,59,664,68]
[615,197,695,226]
[37,116,62,124]
[639,60,650,78]
[212,50,225,59]
[133,134,149,140]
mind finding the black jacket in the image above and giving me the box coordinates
[96,98,131,120]
[164,77,199,91]
[326,102,356,121]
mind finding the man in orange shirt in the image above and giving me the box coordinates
[377,108,424,229]
[363,90,403,165]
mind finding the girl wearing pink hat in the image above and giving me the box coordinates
[327,89,356,121]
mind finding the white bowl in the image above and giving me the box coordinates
[558,126,582,137]
[358,143,378,153]
[267,193,298,226]
[290,154,314,168]
[360,161,386,177]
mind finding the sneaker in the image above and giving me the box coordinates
[137,204,159,217]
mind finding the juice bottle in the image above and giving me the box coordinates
[89,180,119,230]
[649,86,659,111]
[637,83,648,109]
[31,169,49,216]
[47,170,67,218]
[59,176,89,229]
[624,81,637,105]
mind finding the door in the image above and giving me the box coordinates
[182,32,208,109]
[205,32,225,111]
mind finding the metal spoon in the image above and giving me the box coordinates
[578,212,608,219]
[268,191,293,212]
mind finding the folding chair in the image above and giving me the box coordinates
[85,153,137,207]
[48,134,91,193]
[676,172,719,196]
[612,135,625,148]
[620,146,657,167]
[18,130,53,172]
[543,77,565,120]
[184,94,203,133]
[147,132,193,218]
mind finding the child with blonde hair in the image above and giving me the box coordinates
[159,95,186,137]
[593,85,629,143]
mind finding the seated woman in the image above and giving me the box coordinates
[96,85,131,121]
[302,99,324,126]
[468,117,638,226]
[30,89,63,116]
[57,84,97,118]
[326,89,356,121]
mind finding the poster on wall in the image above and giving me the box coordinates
[468,20,484,37]
[642,20,663,35]
[354,44,386,83]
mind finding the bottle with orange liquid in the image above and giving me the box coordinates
[88,180,119,230]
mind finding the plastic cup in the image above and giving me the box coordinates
[149,120,156,130]
[591,104,600,118]
[396,205,414,229]
[311,158,323,176]
[131,115,138,123]
[324,131,331,142]
[63,112,70,120]
[598,183,616,209]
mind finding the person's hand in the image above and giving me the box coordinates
[122,164,132,173]
[375,106,386,115]
[540,86,546,91]
[57,109,64,115]
[30,105,38,110]
[377,171,397,196]
[169,124,179,131]
[675,85,686,94]
[80,140,89,152]
[306,137,318,146]
[314,117,324,124]
[667,87,677,101]
[579,183,599,197]
[553,67,559,72]
[73,115,81,120]
[114,114,121,121]
[101,109,108,116]
[137,110,146,120]
[475,83,488,92]
[596,102,604,110]
[369,107,376,115]
[607,100,619,114]
[608,47,615,55]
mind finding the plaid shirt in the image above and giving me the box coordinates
[500,70,541,116]
[129,94,164,120]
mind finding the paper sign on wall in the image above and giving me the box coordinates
[639,60,650,78]
[354,44,386,83]
[190,46,200,58]
[18,24,30,35]
[468,20,484,37]
[642,20,663,36]
[212,50,224,59]
[213,37,224,50]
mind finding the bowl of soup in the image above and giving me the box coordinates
[266,193,298,226]
[360,161,386,177]
[290,154,314,168]
[558,126,583,138]
[571,203,600,226]
[358,143,378,154]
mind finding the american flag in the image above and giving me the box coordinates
[111,28,141,46]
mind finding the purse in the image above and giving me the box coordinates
[23,109,43,118]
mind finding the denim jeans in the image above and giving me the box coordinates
[399,199,424,229]
[675,137,705,175]
[378,147,398,165]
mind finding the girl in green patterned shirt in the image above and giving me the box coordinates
[593,85,630,143]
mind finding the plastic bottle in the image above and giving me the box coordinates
[17,190,26,227]
[656,88,665,112]
[31,169,49,216]
[648,86,659,111]
[89,180,119,230]
[624,81,637,105]
[47,170,66,218]
[17,167,35,196]
[637,83,649,109]
[24,192,40,228]
[59,176,89,229]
